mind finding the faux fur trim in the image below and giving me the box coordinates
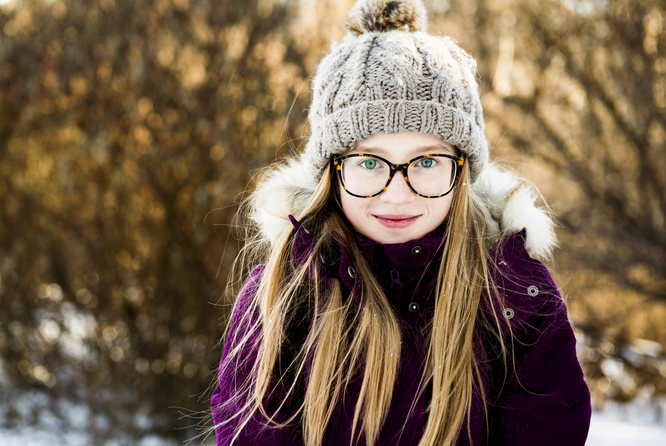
[249,155,319,246]
[471,164,557,259]
[251,157,556,260]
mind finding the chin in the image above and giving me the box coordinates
[375,229,420,244]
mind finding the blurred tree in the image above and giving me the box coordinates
[0,0,340,441]
[430,0,666,301]
[481,0,664,302]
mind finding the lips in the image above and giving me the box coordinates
[374,214,420,229]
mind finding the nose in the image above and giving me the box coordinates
[380,171,415,203]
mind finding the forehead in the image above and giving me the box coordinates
[350,132,456,160]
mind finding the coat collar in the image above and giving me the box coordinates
[352,226,446,273]
[289,214,445,312]
[289,215,559,334]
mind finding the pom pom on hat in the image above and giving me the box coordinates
[345,0,427,35]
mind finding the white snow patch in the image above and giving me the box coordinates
[0,391,664,445]
[588,410,666,445]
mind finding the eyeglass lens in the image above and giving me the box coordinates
[340,155,456,197]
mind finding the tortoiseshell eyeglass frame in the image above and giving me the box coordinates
[332,152,465,198]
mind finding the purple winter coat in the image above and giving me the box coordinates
[211,223,591,445]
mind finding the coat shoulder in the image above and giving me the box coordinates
[488,229,566,336]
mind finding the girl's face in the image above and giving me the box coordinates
[338,132,457,244]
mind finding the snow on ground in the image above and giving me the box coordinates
[586,396,666,445]
[587,411,666,445]
[0,429,177,446]
[1,408,665,445]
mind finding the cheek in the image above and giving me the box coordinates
[339,185,376,235]
[340,185,363,221]
[429,194,454,223]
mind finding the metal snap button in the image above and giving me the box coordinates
[411,246,422,255]
[504,308,515,319]
[527,285,539,297]
[347,265,356,279]
[408,302,420,312]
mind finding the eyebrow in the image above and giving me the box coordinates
[352,144,456,156]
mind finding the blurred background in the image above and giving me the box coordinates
[0,0,664,444]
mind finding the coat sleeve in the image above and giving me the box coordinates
[210,265,303,446]
[488,232,592,445]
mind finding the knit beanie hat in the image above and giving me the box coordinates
[304,0,489,181]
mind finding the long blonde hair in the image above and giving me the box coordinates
[219,158,509,446]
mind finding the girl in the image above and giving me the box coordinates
[211,0,591,445]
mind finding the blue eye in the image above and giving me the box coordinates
[361,159,378,169]
[418,158,436,168]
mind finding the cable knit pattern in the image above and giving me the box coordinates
[305,0,488,181]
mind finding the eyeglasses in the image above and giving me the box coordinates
[333,153,464,198]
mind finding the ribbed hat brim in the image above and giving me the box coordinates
[306,99,488,181]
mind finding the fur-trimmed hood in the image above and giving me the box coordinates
[250,155,556,260]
